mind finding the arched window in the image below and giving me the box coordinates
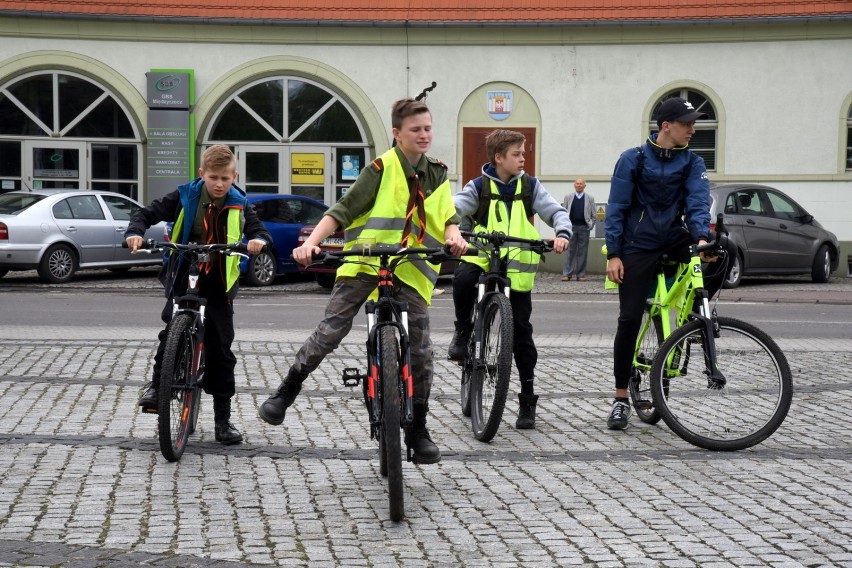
[649,88,717,171]
[0,71,141,197]
[204,76,368,203]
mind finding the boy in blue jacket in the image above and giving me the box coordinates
[125,144,270,445]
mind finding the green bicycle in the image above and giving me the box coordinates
[617,215,793,451]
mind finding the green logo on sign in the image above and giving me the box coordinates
[155,75,181,92]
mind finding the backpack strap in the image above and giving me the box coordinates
[473,173,534,226]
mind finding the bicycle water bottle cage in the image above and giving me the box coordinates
[341,367,366,387]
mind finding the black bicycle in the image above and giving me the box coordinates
[455,230,553,443]
[131,239,252,461]
[311,244,460,522]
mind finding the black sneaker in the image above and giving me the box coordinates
[138,383,158,413]
[448,322,472,361]
[607,399,631,430]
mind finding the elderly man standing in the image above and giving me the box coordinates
[562,178,596,281]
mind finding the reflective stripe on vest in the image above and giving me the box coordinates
[470,177,541,292]
[337,148,455,304]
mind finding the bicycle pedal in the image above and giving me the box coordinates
[140,406,158,414]
[635,400,654,410]
[341,367,366,387]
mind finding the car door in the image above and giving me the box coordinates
[52,194,114,264]
[763,190,817,270]
[100,193,142,262]
[729,188,779,270]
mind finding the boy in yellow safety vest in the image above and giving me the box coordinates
[258,98,468,464]
[449,129,571,429]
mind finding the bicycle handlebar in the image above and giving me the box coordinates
[308,244,474,267]
[123,239,261,256]
[461,230,555,253]
[695,213,728,256]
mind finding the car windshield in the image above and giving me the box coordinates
[0,193,46,215]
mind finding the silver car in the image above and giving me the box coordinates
[710,183,840,288]
[0,189,167,283]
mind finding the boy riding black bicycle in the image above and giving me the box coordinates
[257,98,468,465]
[125,144,270,446]
[450,129,571,430]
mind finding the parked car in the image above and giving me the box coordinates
[240,193,329,286]
[0,189,168,283]
[710,183,840,288]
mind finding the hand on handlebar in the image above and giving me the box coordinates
[293,243,322,266]
[551,236,569,254]
[698,239,720,263]
[125,235,144,253]
[445,233,469,257]
[247,239,266,255]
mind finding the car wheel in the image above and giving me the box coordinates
[314,272,336,289]
[38,244,77,283]
[811,244,831,283]
[245,251,276,286]
[722,250,743,289]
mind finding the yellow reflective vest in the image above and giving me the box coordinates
[170,206,243,293]
[470,176,541,292]
[337,148,456,304]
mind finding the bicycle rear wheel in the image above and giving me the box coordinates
[158,313,200,462]
[378,326,404,521]
[629,304,664,424]
[650,316,792,451]
[470,293,513,443]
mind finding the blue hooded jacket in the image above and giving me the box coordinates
[605,134,710,258]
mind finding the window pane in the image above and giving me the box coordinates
[65,97,134,138]
[288,80,332,136]
[294,100,361,143]
[690,130,716,171]
[58,74,104,131]
[101,194,139,220]
[0,94,44,135]
[245,152,278,183]
[92,144,137,179]
[8,74,53,127]
[765,191,800,220]
[211,101,276,141]
[241,80,284,136]
[847,126,852,171]
[65,195,105,220]
[0,141,21,176]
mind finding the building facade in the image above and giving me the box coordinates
[0,2,850,268]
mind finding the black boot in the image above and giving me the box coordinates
[405,402,441,464]
[515,393,539,430]
[447,321,472,361]
[138,381,158,413]
[213,397,243,445]
[258,369,304,426]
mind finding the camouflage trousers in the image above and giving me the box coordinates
[291,274,434,405]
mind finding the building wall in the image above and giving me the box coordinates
[0,16,850,245]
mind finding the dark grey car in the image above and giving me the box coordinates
[710,183,840,288]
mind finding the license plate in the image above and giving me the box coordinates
[321,238,345,247]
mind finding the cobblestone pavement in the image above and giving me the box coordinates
[1,270,851,566]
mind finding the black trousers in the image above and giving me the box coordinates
[152,280,237,399]
[612,232,735,390]
[453,263,537,391]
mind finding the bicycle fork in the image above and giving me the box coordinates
[694,291,726,389]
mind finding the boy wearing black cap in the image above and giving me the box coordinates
[603,97,734,430]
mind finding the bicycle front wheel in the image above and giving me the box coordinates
[460,331,475,417]
[158,313,200,462]
[630,305,664,424]
[378,326,404,522]
[470,293,513,443]
[650,316,792,451]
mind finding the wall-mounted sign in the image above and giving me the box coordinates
[487,90,512,121]
[146,110,191,201]
[291,153,325,184]
[341,155,360,181]
[146,72,191,109]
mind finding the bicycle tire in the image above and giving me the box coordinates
[460,331,476,417]
[650,316,792,451]
[379,326,404,521]
[470,293,513,443]
[157,314,199,462]
[630,305,664,424]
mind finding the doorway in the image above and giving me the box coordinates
[23,140,88,190]
[461,127,536,187]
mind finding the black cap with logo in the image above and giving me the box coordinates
[655,97,708,127]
